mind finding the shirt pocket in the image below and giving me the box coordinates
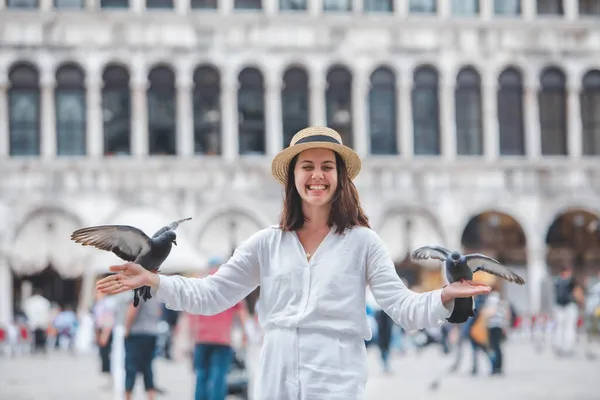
[261,268,308,319]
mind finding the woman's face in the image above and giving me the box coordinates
[294,148,338,207]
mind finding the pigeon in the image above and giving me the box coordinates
[71,217,192,307]
[412,245,525,324]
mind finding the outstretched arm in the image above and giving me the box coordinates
[366,232,454,331]
[148,230,265,315]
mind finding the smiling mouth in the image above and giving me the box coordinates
[307,185,328,191]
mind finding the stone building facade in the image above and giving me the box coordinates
[1,0,599,324]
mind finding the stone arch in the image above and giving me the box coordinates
[196,208,266,313]
[9,206,86,278]
[377,207,446,290]
[8,206,88,312]
[461,210,528,266]
[545,208,600,279]
[196,208,265,262]
[461,210,529,312]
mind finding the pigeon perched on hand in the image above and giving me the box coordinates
[71,217,192,307]
[412,245,525,323]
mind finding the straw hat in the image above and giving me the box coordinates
[271,126,362,185]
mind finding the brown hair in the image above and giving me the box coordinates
[279,151,370,234]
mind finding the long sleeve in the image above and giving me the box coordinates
[365,232,454,331]
[153,229,267,315]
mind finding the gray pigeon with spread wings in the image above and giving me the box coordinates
[412,245,525,323]
[71,217,192,307]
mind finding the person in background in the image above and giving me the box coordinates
[482,286,511,375]
[94,291,117,389]
[123,293,163,400]
[187,260,251,400]
[583,271,600,360]
[375,308,394,373]
[450,293,490,375]
[553,266,584,357]
[53,304,78,352]
[22,288,52,354]
[160,303,180,361]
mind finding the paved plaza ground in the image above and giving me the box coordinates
[1,339,598,400]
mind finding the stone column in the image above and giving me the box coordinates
[524,78,541,159]
[265,73,283,156]
[440,69,456,160]
[567,78,582,159]
[437,0,450,18]
[176,74,194,157]
[522,0,536,20]
[352,69,368,156]
[130,65,148,158]
[308,0,321,15]
[264,0,276,14]
[41,71,56,159]
[527,238,548,315]
[86,75,103,157]
[309,66,326,127]
[393,0,407,17]
[565,0,578,20]
[398,71,413,158]
[0,80,8,157]
[483,71,499,160]
[221,72,238,161]
[0,257,12,327]
[131,0,144,12]
[40,0,52,10]
[175,0,189,13]
[218,0,232,14]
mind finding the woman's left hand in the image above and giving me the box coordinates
[441,280,491,304]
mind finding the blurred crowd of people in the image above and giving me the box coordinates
[2,262,600,400]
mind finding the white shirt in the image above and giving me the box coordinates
[155,225,454,339]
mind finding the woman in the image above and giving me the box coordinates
[97,126,491,399]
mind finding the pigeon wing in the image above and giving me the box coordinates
[71,225,152,262]
[151,217,192,239]
[412,245,451,263]
[464,253,526,285]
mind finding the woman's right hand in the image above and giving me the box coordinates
[96,263,158,295]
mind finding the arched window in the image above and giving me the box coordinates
[539,67,567,155]
[238,67,265,155]
[455,66,483,155]
[147,65,176,155]
[193,65,221,155]
[282,66,309,148]
[581,70,600,155]
[102,64,131,156]
[8,62,40,156]
[369,67,397,155]
[326,65,353,148]
[412,65,440,155]
[497,67,525,155]
[55,63,86,156]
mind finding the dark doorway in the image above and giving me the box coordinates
[12,265,82,313]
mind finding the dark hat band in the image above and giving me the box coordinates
[294,135,341,146]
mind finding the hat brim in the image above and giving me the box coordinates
[271,142,362,186]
